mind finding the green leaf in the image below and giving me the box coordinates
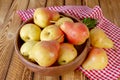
[82,18,97,29]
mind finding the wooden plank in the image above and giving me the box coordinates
[83,0,99,8]
[0,0,13,25]
[65,0,81,5]
[0,0,31,80]
[61,70,89,80]
[34,74,59,80]
[28,0,46,9]
[99,0,115,23]
[6,52,33,80]
[0,40,14,80]
[46,0,64,7]
[100,0,120,27]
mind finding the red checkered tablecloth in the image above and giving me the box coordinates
[17,6,120,80]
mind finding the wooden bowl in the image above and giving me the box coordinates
[14,13,90,76]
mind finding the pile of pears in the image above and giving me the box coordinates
[19,8,89,67]
[82,27,114,70]
[19,8,114,70]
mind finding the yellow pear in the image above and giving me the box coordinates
[90,27,114,48]
[20,41,38,57]
[40,25,64,43]
[20,23,41,42]
[82,47,108,70]
[29,40,60,67]
[58,43,77,65]
[55,17,73,26]
[33,8,60,28]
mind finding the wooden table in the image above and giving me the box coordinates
[0,0,120,80]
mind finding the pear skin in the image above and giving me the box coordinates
[20,41,38,57]
[33,8,60,28]
[29,40,60,67]
[20,23,41,42]
[33,8,52,28]
[55,17,73,26]
[90,27,114,48]
[82,47,108,70]
[40,25,64,43]
[60,22,89,45]
[58,43,77,65]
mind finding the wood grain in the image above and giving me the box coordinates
[28,0,46,9]
[61,70,89,80]
[33,74,60,80]
[46,0,64,7]
[0,0,13,25]
[83,0,99,8]
[6,52,33,80]
[100,0,120,27]
[65,0,81,5]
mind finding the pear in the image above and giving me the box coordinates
[58,43,77,65]
[55,17,73,26]
[90,27,114,48]
[60,22,89,45]
[33,8,60,28]
[20,23,41,42]
[40,25,64,43]
[29,40,60,67]
[82,47,108,70]
[20,41,38,57]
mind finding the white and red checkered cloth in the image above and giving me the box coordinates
[17,6,120,80]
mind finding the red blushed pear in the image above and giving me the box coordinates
[60,22,89,45]
[29,40,60,67]
[82,47,108,70]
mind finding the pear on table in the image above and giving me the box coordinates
[82,47,108,70]
[90,27,114,48]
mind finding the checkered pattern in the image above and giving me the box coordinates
[17,6,120,80]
